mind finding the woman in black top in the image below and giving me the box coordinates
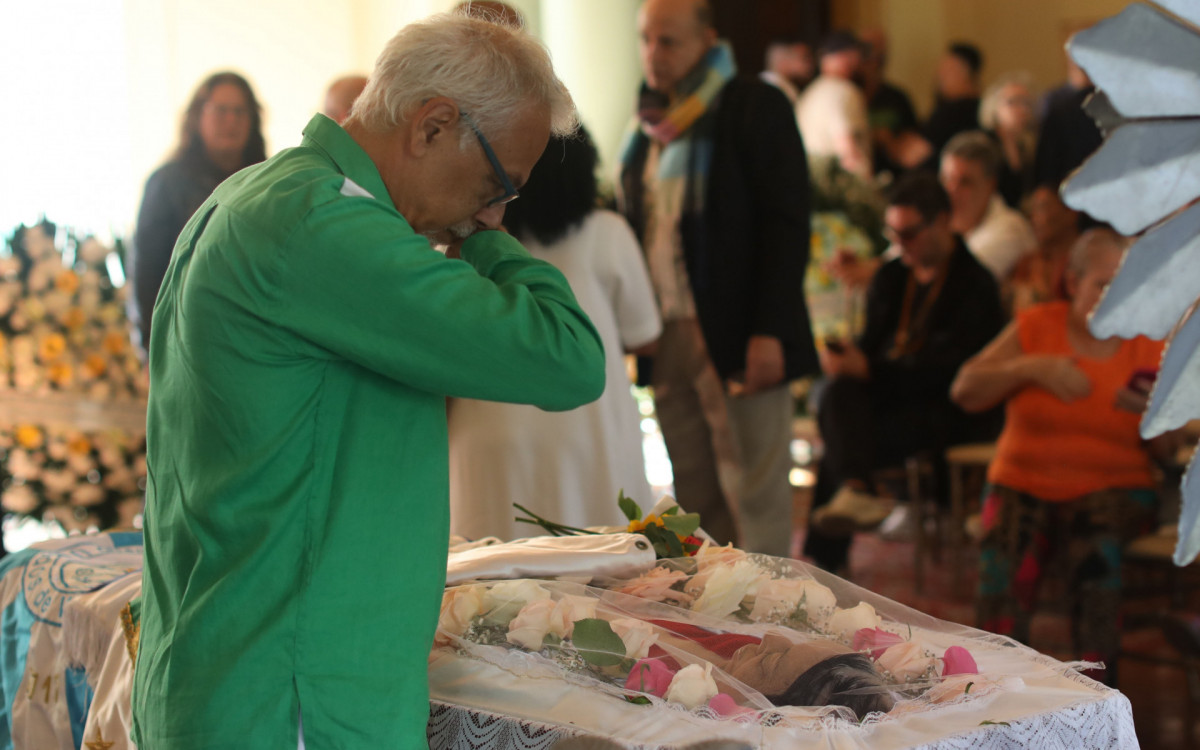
[130,71,266,353]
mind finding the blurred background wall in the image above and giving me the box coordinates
[0,0,1138,239]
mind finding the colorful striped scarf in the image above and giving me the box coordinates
[635,42,737,144]
[618,41,737,259]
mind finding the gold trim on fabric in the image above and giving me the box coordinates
[120,602,139,666]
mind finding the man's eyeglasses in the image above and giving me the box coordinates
[460,111,519,207]
[884,221,928,244]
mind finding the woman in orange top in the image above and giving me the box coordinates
[951,227,1166,685]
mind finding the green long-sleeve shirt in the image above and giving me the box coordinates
[131,114,605,749]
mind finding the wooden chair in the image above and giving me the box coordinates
[1121,524,1200,703]
[944,442,997,595]
[870,455,938,594]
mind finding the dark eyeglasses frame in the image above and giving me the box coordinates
[460,111,519,207]
[885,220,929,244]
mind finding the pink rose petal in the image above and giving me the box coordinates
[941,646,978,676]
[853,627,906,659]
[707,693,749,717]
[624,658,676,697]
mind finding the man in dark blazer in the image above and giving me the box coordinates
[617,0,818,557]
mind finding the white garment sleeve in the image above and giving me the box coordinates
[597,210,663,351]
[966,198,1037,280]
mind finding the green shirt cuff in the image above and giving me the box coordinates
[460,230,529,274]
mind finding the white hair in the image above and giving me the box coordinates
[349,13,576,145]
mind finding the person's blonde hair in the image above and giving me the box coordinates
[978,71,1034,133]
[349,13,576,144]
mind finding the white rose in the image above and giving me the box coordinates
[685,543,748,596]
[10,336,34,360]
[609,617,659,661]
[77,239,109,265]
[1,485,38,514]
[506,598,558,650]
[78,288,101,311]
[749,578,809,622]
[87,380,112,401]
[46,439,69,462]
[6,450,42,481]
[551,595,597,639]
[691,559,768,618]
[827,602,880,641]
[482,579,551,624]
[664,662,719,709]
[22,227,56,259]
[70,484,107,507]
[796,580,838,628]
[877,641,936,682]
[14,365,39,390]
[437,585,486,641]
[41,291,70,319]
[40,469,78,497]
[67,452,96,477]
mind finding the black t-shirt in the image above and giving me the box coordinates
[923,96,981,159]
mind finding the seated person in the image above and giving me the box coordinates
[859,28,919,179]
[950,228,1169,686]
[829,130,1038,292]
[760,35,815,106]
[924,43,984,160]
[804,173,1007,573]
[889,42,985,173]
[1005,185,1081,313]
[978,72,1037,210]
[940,131,1036,281]
[796,30,872,179]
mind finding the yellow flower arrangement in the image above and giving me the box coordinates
[1,220,149,530]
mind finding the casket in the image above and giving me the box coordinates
[0,530,1137,750]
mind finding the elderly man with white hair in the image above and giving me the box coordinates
[130,13,604,749]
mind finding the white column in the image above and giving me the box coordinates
[538,0,642,184]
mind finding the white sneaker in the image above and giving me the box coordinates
[812,485,894,537]
[877,503,916,542]
[964,513,985,542]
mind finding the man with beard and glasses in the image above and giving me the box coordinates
[131,12,604,750]
[805,173,1004,574]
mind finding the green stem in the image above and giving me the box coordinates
[513,503,602,536]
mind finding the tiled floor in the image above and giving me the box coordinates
[789,495,1200,750]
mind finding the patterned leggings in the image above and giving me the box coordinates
[975,485,1157,684]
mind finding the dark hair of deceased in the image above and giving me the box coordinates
[767,653,895,720]
[501,126,599,247]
